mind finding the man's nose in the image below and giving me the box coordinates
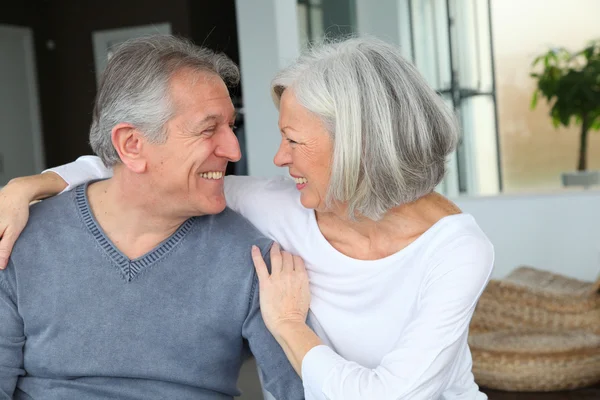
[216,128,242,162]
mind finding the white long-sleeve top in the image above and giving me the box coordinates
[47,156,494,400]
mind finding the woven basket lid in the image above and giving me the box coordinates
[504,266,599,297]
[469,330,600,356]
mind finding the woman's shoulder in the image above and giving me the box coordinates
[418,213,494,280]
[425,213,493,254]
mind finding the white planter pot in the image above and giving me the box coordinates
[561,170,600,188]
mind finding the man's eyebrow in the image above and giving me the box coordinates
[188,112,238,132]
[197,115,221,125]
[198,112,238,125]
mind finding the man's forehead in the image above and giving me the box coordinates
[170,68,229,99]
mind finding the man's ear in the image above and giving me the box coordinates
[111,123,147,173]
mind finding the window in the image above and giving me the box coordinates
[297,0,355,47]
[491,0,600,192]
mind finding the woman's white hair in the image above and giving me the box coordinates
[271,36,459,221]
[90,35,239,166]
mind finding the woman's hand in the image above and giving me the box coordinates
[251,243,311,337]
[252,243,321,377]
[0,179,33,269]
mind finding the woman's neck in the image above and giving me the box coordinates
[314,192,461,260]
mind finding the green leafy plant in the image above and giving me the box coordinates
[530,40,600,171]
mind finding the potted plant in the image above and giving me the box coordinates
[530,40,600,188]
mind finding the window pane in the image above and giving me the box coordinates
[452,0,493,93]
[297,3,309,48]
[438,94,461,196]
[412,0,451,90]
[492,0,600,192]
[298,1,355,44]
[459,95,500,195]
[310,6,324,40]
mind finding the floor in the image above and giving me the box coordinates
[482,385,600,400]
[237,357,599,399]
[236,358,264,399]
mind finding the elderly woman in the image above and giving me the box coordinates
[0,37,493,399]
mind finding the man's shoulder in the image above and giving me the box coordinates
[17,191,79,247]
[10,190,81,273]
[203,206,272,249]
[29,189,77,217]
[184,207,272,251]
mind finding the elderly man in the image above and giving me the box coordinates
[0,35,303,399]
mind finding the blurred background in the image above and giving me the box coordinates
[1,0,598,398]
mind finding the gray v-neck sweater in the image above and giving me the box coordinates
[0,183,304,400]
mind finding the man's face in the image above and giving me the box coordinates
[144,68,240,217]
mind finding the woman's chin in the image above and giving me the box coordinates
[299,193,321,211]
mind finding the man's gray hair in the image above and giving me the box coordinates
[271,36,459,221]
[90,35,240,166]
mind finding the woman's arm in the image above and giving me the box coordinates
[253,236,494,400]
[0,156,111,269]
[45,155,113,192]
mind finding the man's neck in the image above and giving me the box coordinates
[86,175,189,260]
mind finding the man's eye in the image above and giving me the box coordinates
[286,138,298,145]
[202,127,216,135]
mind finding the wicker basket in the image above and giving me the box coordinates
[470,266,600,334]
[469,330,600,392]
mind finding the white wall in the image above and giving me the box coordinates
[235,0,299,178]
[0,25,45,185]
[455,190,600,281]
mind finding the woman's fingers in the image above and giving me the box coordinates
[0,228,16,270]
[293,255,306,274]
[253,243,306,281]
[251,245,269,282]
[281,250,294,273]
[0,183,33,269]
[270,242,283,276]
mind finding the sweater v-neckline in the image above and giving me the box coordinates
[75,183,195,282]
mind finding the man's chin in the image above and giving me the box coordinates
[192,198,227,216]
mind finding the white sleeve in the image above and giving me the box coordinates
[224,175,290,236]
[223,175,267,216]
[301,236,494,400]
[43,155,113,193]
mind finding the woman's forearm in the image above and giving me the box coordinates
[273,321,323,377]
[6,172,67,202]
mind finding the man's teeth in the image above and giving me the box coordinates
[200,171,223,179]
[294,177,308,184]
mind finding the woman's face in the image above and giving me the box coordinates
[274,89,333,211]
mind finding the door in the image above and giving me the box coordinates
[0,24,44,186]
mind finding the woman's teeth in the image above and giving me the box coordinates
[294,177,308,184]
[200,171,223,180]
